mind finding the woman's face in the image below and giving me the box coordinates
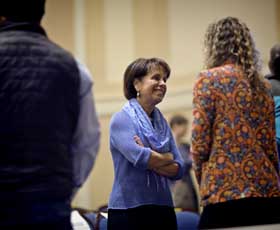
[134,66,167,106]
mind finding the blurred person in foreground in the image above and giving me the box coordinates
[169,115,199,213]
[0,0,100,229]
[191,16,280,229]
[107,58,184,230]
[265,44,280,167]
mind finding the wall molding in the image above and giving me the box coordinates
[95,88,193,117]
[74,0,86,62]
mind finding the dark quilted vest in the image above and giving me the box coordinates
[0,22,80,213]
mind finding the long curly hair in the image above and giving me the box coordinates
[204,17,265,90]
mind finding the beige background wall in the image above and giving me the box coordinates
[42,0,280,210]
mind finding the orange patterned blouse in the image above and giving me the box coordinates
[191,64,280,206]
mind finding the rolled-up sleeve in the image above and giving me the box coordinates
[110,112,152,169]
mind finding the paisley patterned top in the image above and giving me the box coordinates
[191,64,280,206]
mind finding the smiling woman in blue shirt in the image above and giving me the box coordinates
[107,58,184,230]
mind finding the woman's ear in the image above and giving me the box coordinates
[133,79,141,92]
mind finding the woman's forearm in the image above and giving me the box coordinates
[154,162,179,177]
[134,135,176,171]
[147,150,174,169]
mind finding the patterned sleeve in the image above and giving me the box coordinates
[191,71,216,184]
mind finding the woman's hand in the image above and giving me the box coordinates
[154,163,179,177]
[134,135,144,147]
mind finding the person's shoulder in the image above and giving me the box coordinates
[264,74,280,86]
[197,68,210,78]
[110,110,129,124]
[75,60,93,84]
[196,65,225,80]
[207,63,237,75]
[194,68,215,88]
[110,109,133,132]
[201,64,242,83]
[265,73,274,80]
[40,38,78,64]
[45,39,74,57]
[263,78,272,90]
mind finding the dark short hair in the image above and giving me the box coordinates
[169,115,188,128]
[269,44,280,75]
[123,58,171,100]
[0,0,46,22]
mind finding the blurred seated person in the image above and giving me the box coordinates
[169,115,199,213]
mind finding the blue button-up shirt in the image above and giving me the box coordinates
[71,61,101,194]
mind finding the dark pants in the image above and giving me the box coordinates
[108,205,177,230]
[199,197,280,229]
[0,216,73,230]
[0,197,72,230]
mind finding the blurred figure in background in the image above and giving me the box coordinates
[192,16,280,229]
[0,0,100,229]
[169,115,199,213]
[265,44,280,167]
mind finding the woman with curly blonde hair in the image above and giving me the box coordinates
[192,17,280,229]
